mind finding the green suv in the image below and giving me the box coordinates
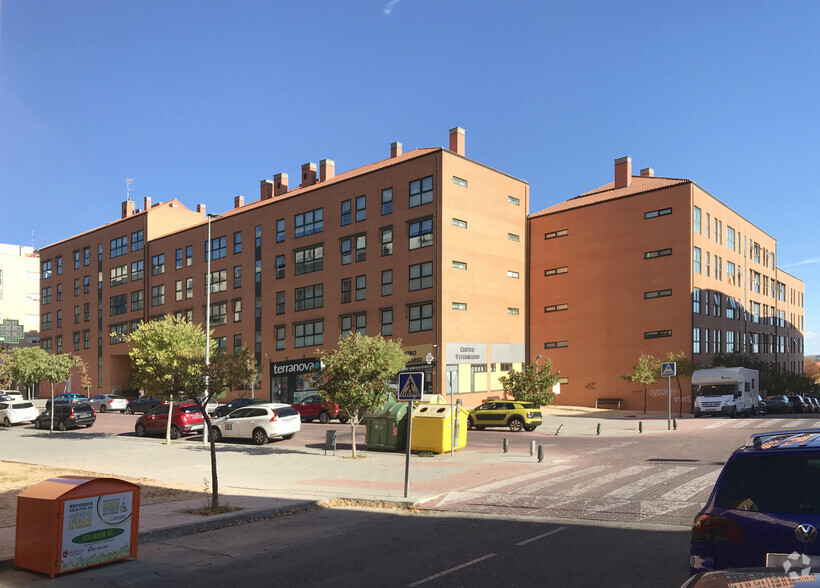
[467,401,542,432]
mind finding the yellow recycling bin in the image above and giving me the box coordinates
[410,403,469,453]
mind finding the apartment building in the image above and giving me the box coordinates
[0,243,41,347]
[38,128,529,405]
[528,157,804,411]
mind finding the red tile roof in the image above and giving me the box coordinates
[530,175,691,217]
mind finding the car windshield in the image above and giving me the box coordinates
[715,454,820,514]
[178,405,201,413]
[696,384,737,397]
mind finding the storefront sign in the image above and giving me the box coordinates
[490,343,525,364]
[446,343,487,364]
[60,491,134,572]
[403,344,435,367]
[270,358,322,375]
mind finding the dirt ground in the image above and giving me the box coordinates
[0,461,204,527]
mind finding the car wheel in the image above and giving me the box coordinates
[252,428,269,445]
[282,433,295,440]
[99,404,107,413]
[339,415,349,424]
[85,423,93,428]
[34,419,42,430]
[318,411,331,424]
[467,416,475,430]
[135,423,147,437]
[508,417,524,432]
[125,406,133,414]
[57,420,67,432]
[3,417,10,428]
[476,426,486,431]
[524,425,535,432]
[730,407,737,419]
[211,427,222,442]
[170,425,181,440]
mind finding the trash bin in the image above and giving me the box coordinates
[410,404,469,453]
[362,400,408,451]
[16,476,141,578]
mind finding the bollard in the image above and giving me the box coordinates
[530,440,536,456]
[503,438,509,453]
[556,424,563,436]
[325,430,337,456]
[537,445,544,463]
[596,423,601,436]
[639,421,643,434]
[673,418,678,431]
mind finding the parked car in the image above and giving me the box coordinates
[45,392,87,409]
[193,396,220,416]
[467,401,542,432]
[754,395,767,416]
[292,394,348,424]
[211,403,300,445]
[764,395,792,414]
[0,390,25,402]
[0,398,39,427]
[134,402,204,439]
[89,394,128,413]
[34,402,96,430]
[690,429,820,574]
[808,397,820,413]
[125,396,163,414]
[213,397,265,418]
[786,394,810,414]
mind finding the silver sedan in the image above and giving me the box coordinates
[89,394,129,413]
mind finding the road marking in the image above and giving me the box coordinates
[561,465,653,497]
[407,553,496,587]
[658,469,720,502]
[605,466,697,499]
[521,464,611,495]
[727,420,755,428]
[703,420,730,429]
[778,419,806,429]
[466,464,574,494]
[516,526,567,546]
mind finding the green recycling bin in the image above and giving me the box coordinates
[362,400,408,451]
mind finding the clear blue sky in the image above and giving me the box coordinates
[2,1,818,353]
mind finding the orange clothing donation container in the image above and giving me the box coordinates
[15,476,141,578]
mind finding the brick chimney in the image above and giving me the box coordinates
[274,173,289,196]
[640,167,654,177]
[144,196,152,210]
[260,180,274,200]
[614,156,632,188]
[391,141,402,158]
[197,203,206,215]
[234,195,244,208]
[320,159,335,182]
[121,199,134,219]
[301,163,317,187]
[449,127,465,156]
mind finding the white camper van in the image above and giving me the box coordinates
[692,367,759,418]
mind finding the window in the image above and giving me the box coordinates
[380,308,393,336]
[110,265,128,287]
[452,302,467,310]
[645,289,672,299]
[341,313,366,338]
[693,247,702,273]
[42,287,52,304]
[706,213,710,238]
[73,332,80,352]
[74,305,80,324]
[186,245,193,266]
[227,266,239,289]
[295,320,323,348]
[174,248,183,270]
[130,230,144,251]
[544,304,568,312]
[83,303,89,322]
[644,330,672,339]
[175,280,183,301]
[233,299,242,322]
[354,235,366,262]
[645,207,672,219]
[42,313,52,331]
[713,292,722,317]
[56,284,62,301]
[56,256,62,275]
[275,255,285,279]
[275,325,286,351]
[544,229,568,240]
[42,260,52,279]
[98,243,103,262]
[210,302,227,326]
[110,236,128,258]
[382,270,393,296]
[341,200,351,226]
[208,236,227,260]
[83,247,90,266]
[508,195,520,205]
[83,330,90,349]
[706,252,711,277]
[544,341,568,349]
[341,278,351,304]
[255,225,262,248]
[693,206,702,233]
[727,297,737,320]
[507,270,519,279]
[340,237,351,265]
[234,231,242,254]
[693,288,701,313]
[726,330,735,353]
[110,323,127,345]
[409,262,433,291]
[508,233,520,242]
[185,277,193,299]
[276,291,285,314]
[294,244,323,275]
[409,176,433,208]
[381,227,393,256]
[409,219,433,250]
[55,335,62,353]
[544,266,568,277]
[295,208,323,238]
[452,260,467,270]
[355,275,366,301]
[110,294,127,316]
[409,302,433,332]
[508,307,519,315]
[295,284,323,311]
[452,218,467,228]
[151,285,165,307]
[73,250,80,269]
[693,328,701,354]
[753,242,761,263]
[452,176,467,187]
[645,248,672,259]
[41,338,52,354]
[56,310,62,328]
[131,290,143,311]
[753,301,760,323]
[727,260,736,285]
[151,254,165,275]
[233,334,242,354]
[382,188,393,215]
[355,195,366,222]
[83,276,90,294]
[131,260,143,281]
[209,269,227,293]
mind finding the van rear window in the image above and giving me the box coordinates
[179,405,201,414]
[74,404,94,413]
[14,402,34,409]
[277,408,299,418]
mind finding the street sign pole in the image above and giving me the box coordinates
[661,362,676,431]
[404,399,413,498]
[398,372,423,498]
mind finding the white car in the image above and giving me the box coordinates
[0,397,40,427]
[89,394,128,413]
[0,390,25,402]
[210,402,300,445]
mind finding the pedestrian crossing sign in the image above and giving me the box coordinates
[398,372,424,401]
[661,362,676,377]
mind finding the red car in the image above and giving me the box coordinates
[134,401,205,439]
[292,394,348,424]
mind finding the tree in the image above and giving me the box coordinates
[76,360,92,397]
[311,333,407,458]
[806,358,820,386]
[622,354,658,413]
[1,346,52,399]
[42,353,82,432]
[499,360,559,407]
[211,346,259,397]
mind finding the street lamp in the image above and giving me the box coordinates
[536,354,542,366]
[203,213,221,444]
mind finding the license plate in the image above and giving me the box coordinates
[766,553,820,568]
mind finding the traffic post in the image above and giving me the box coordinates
[661,362,676,430]
[398,372,424,498]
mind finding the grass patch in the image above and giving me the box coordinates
[183,504,242,516]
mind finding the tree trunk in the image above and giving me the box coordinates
[350,420,357,458]
[675,375,683,418]
[643,385,647,414]
[204,411,219,509]
[165,400,174,444]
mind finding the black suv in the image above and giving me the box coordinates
[125,396,162,414]
[787,395,810,414]
[214,397,265,418]
[35,402,96,430]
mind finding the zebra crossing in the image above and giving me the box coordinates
[702,418,820,430]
